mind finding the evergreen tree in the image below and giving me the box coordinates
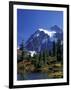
[61,44,63,63]
[56,39,62,62]
[52,41,56,56]
[35,53,41,68]
[32,54,37,67]
[19,40,25,61]
[42,51,46,65]
[38,53,41,67]
[42,53,44,66]
[42,49,48,65]
[39,52,44,67]
[27,54,31,61]
[49,50,52,56]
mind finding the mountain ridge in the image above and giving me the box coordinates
[25,25,63,52]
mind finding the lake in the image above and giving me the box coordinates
[17,72,50,80]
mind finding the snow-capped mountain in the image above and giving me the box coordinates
[50,25,62,33]
[25,25,63,52]
[39,28,56,38]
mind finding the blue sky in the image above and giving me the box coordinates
[17,9,63,47]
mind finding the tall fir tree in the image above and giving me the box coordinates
[27,54,31,61]
[52,41,56,56]
[49,50,52,56]
[56,39,62,62]
[19,40,25,61]
[39,52,44,67]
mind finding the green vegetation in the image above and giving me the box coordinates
[17,39,63,79]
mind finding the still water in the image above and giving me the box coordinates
[17,72,50,80]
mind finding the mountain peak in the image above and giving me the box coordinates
[39,28,56,38]
[51,25,60,29]
[25,26,63,52]
[50,25,62,33]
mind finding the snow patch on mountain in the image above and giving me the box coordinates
[29,51,36,57]
[39,28,56,38]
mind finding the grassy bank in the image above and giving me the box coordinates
[17,59,63,79]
